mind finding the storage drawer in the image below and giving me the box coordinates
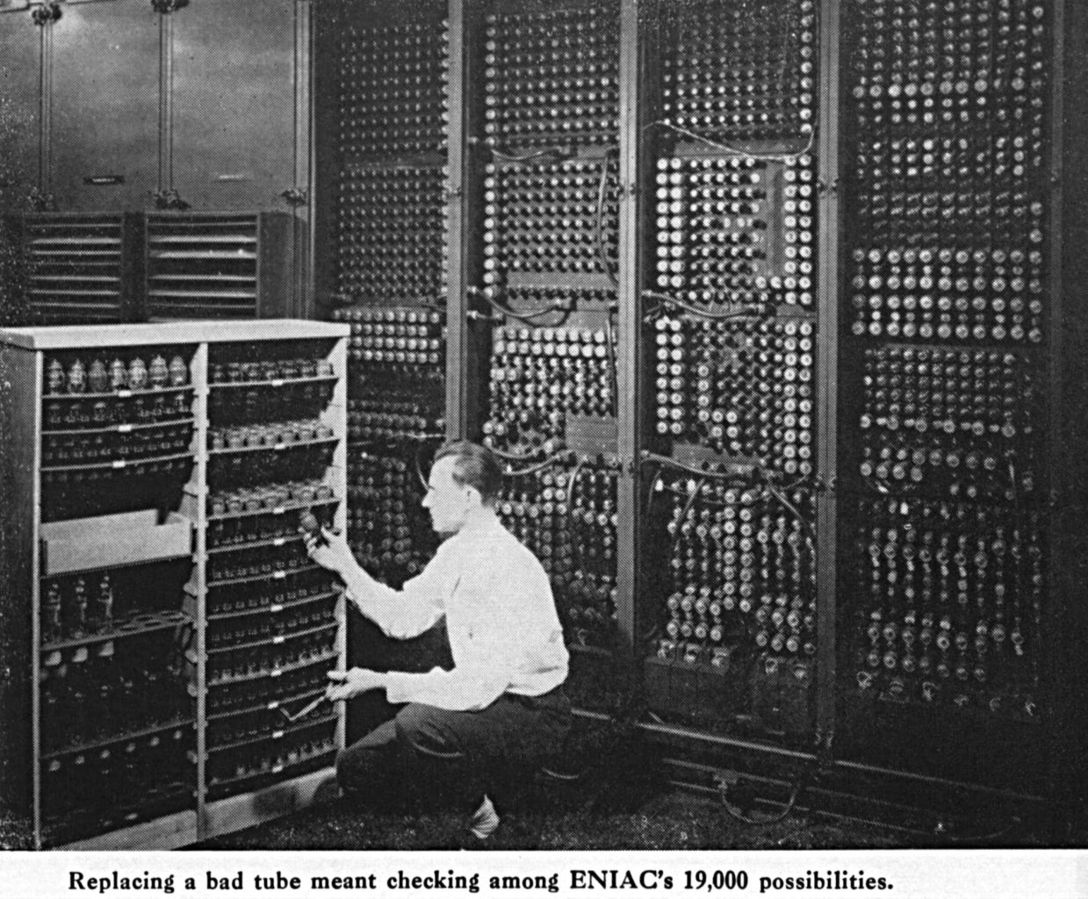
[40,510,191,576]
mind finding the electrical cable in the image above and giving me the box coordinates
[644,466,664,521]
[604,303,619,418]
[869,476,892,496]
[474,288,571,325]
[538,764,587,783]
[413,440,431,490]
[762,481,814,540]
[501,449,574,478]
[655,481,733,506]
[589,148,620,418]
[932,816,1023,845]
[644,118,816,163]
[595,149,620,288]
[643,289,768,321]
[642,451,759,481]
[716,772,808,826]
[489,442,548,462]
[566,453,587,573]
[490,144,571,164]
[780,473,814,493]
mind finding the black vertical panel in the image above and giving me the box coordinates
[835,0,1054,793]
[640,0,821,743]
[50,0,158,212]
[0,9,39,212]
[310,0,343,310]
[446,0,485,440]
[1053,0,1088,815]
[172,0,295,210]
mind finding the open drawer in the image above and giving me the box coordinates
[40,509,192,576]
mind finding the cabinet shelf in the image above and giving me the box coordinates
[208,436,337,457]
[40,450,196,474]
[207,622,338,656]
[205,563,324,589]
[207,687,325,723]
[206,649,338,689]
[43,417,195,437]
[39,553,192,580]
[42,717,196,762]
[207,534,304,555]
[207,590,339,622]
[209,374,337,390]
[42,784,195,837]
[207,713,338,755]
[207,495,340,522]
[205,745,336,792]
[41,610,191,653]
[43,385,194,402]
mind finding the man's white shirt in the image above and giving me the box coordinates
[340,510,569,711]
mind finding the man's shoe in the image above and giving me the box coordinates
[469,795,501,840]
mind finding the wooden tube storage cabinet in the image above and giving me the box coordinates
[0,319,349,849]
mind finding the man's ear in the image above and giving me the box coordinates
[465,484,484,508]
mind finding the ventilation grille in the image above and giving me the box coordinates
[146,214,261,320]
[25,214,127,323]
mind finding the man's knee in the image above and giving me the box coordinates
[394,704,465,760]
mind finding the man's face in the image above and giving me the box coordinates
[422,455,475,534]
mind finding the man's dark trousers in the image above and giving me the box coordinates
[336,686,571,812]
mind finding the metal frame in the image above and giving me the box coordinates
[814,0,840,763]
[615,0,650,660]
[293,0,314,318]
[1045,0,1088,828]
[445,0,482,440]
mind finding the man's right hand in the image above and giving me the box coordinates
[326,668,385,701]
[305,527,356,577]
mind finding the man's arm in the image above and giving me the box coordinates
[308,528,445,639]
[379,552,562,711]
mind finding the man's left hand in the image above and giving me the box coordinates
[326,668,385,701]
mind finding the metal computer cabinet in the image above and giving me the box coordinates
[317,0,1088,833]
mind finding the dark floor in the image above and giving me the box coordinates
[2,784,1072,851]
[193,786,921,852]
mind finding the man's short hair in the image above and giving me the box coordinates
[433,440,503,505]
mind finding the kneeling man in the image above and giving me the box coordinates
[306,440,571,839]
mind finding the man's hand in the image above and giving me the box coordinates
[325,668,385,702]
[305,527,356,577]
